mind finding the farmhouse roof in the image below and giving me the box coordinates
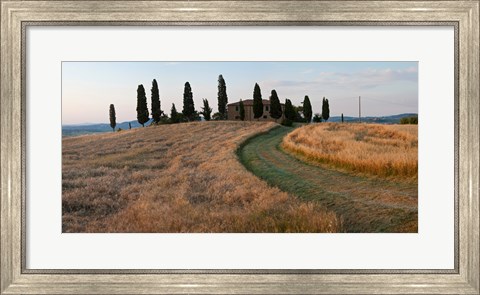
[228,99,284,106]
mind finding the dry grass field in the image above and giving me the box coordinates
[62,121,341,233]
[282,123,418,180]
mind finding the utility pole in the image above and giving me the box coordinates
[358,96,361,123]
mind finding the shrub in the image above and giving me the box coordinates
[400,116,418,124]
[312,114,322,123]
[212,112,222,121]
[281,118,293,127]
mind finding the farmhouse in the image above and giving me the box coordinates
[227,99,285,121]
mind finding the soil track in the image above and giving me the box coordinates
[238,126,418,233]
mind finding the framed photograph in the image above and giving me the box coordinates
[1,0,478,294]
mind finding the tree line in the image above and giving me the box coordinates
[136,75,228,126]
[247,82,330,126]
[108,74,330,131]
[108,75,228,130]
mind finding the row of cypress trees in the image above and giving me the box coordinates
[248,82,330,124]
[109,74,331,130]
[136,79,163,127]
[133,75,229,126]
[250,84,285,121]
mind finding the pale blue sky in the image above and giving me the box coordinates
[62,61,418,124]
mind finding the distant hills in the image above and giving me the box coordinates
[328,113,418,124]
[62,113,417,137]
[62,119,153,137]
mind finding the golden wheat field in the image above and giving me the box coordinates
[282,123,418,180]
[62,121,341,233]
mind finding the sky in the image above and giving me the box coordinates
[62,61,418,125]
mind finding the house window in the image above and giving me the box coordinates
[235,106,239,111]
[265,106,269,111]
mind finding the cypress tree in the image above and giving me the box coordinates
[109,104,116,131]
[151,79,161,124]
[170,103,179,123]
[217,75,228,120]
[136,84,149,127]
[253,83,263,120]
[341,113,344,123]
[182,82,195,121]
[322,97,330,121]
[239,99,245,121]
[303,95,313,123]
[201,98,212,121]
[284,99,296,121]
[269,89,282,121]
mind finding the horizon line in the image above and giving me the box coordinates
[62,112,418,126]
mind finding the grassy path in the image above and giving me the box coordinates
[238,126,418,233]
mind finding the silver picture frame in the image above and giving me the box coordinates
[1,1,478,294]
